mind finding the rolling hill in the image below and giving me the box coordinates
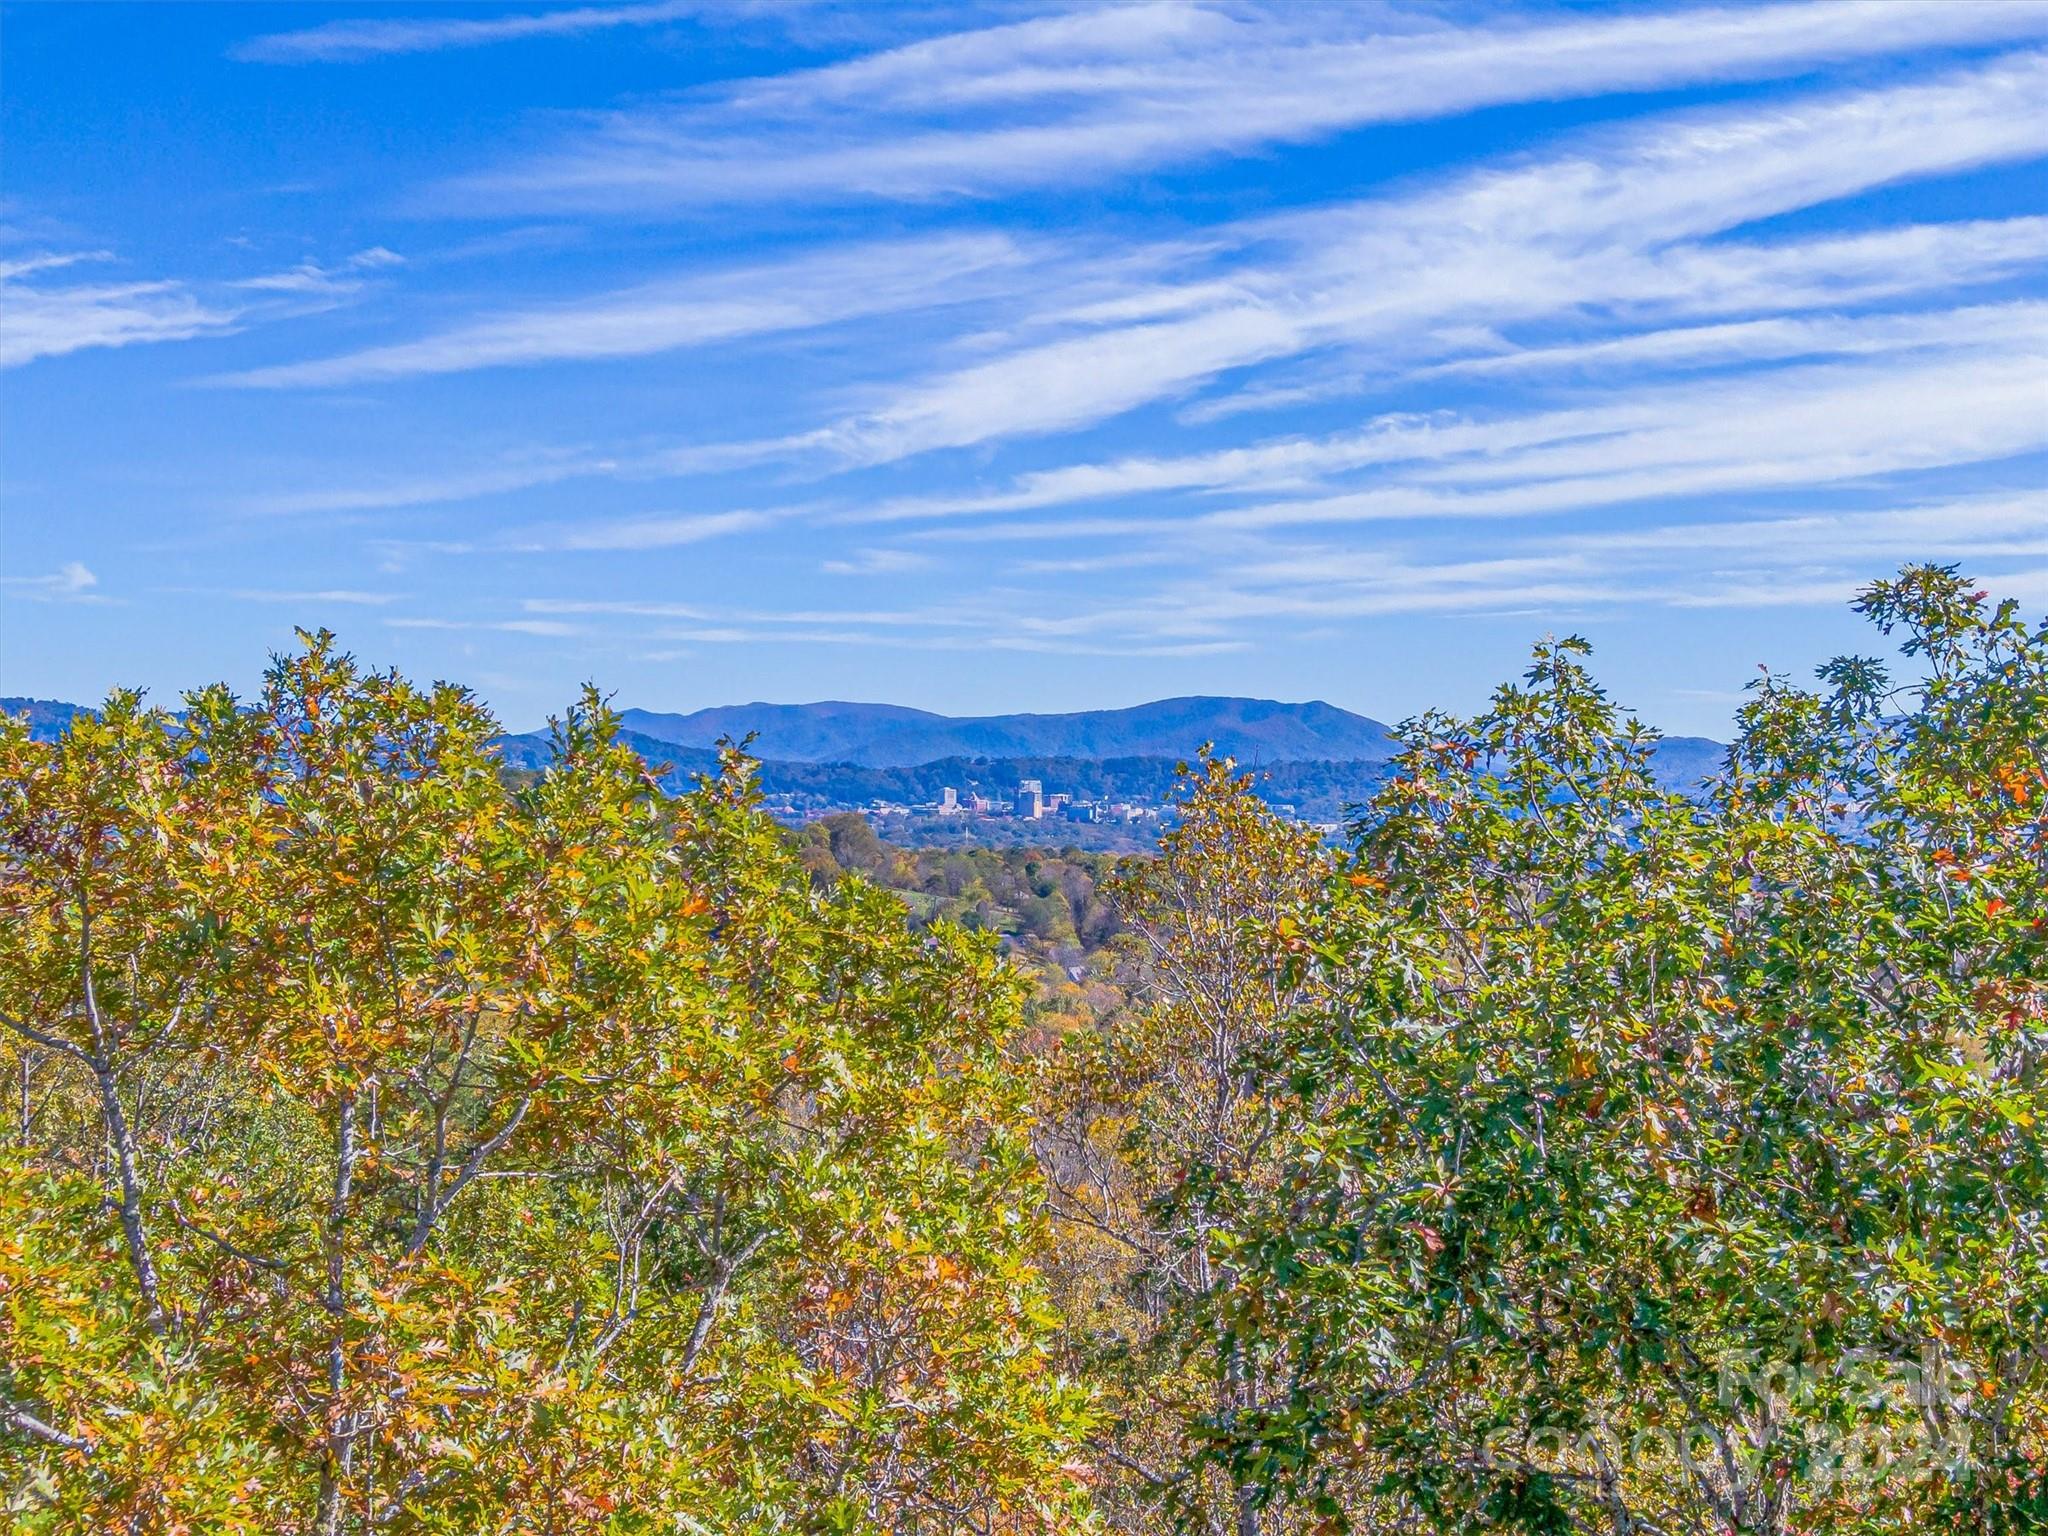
[489,727,724,780]
[616,696,1399,767]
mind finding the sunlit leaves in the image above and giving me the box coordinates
[1196,568,2048,1535]
[0,640,1094,1534]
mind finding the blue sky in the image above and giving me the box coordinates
[3,0,2045,735]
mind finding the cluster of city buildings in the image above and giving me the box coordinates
[928,778,1159,825]
[761,778,1338,838]
[758,777,1165,827]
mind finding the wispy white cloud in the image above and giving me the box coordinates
[227,247,405,303]
[436,1,2048,210]
[1395,354,2042,497]
[0,238,406,370]
[1414,296,2048,381]
[201,587,406,605]
[0,257,239,368]
[0,561,106,603]
[234,61,2048,528]
[1569,494,2048,564]
[1014,547,1188,575]
[951,492,2048,651]
[844,302,2048,527]
[523,598,712,619]
[788,57,2048,465]
[988,635,1251,658]
[484,594,1061,662]
[241,451,617,516]
[547,508,775,551]
[213,235,1033,387]
[605,620,1244,658]
[0,250,112,281]
[381,477,2045,672]
[1189,353,2047,528]
[386,616,581,637]
[1177,221,2048,420]
[234,0,710,63]
[821,547,935,575]
[526,595,981,629]
[179,18,2048,700]
[1214,496,2048,603]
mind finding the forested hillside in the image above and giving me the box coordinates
[613,696,1398,767]
[4,568,2044,1534]
[491,734,1388,821]
[497,742,1399,844]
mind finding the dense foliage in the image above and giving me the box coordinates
[5,568,2043,1534]
[0,638,1093,1534]
[1180,568,2048,1534]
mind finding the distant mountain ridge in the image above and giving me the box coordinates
[6,694,1724,806]
[0,698,91,738]
[616,696,1399,768]
[491,728,724,779]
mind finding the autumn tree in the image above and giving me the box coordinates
[1190,570,2048,1534]
[0,635,1095,1534]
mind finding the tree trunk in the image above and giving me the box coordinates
[79,914,165,1332]
[91,1056,164,1330]
[316,1089,359,1536]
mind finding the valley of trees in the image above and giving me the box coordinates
[4,567,2044,1533]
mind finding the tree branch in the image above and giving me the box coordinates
[0,1392,93,1453]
